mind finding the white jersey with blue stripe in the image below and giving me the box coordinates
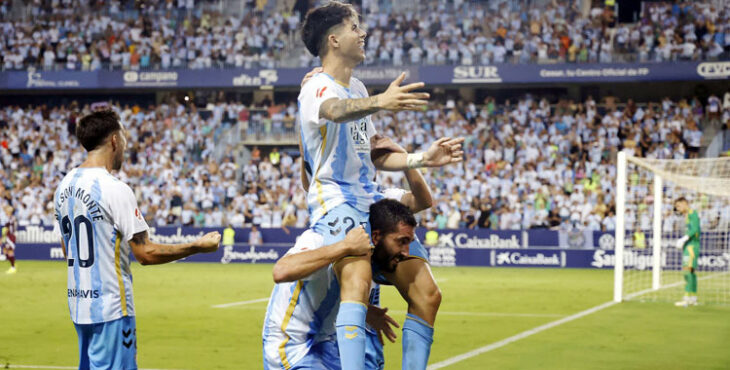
[54,167,149,325]
[262,229,340,369]
[298,73,380,226]
[262,189,408,368]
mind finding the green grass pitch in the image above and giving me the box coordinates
[1,261,729,369]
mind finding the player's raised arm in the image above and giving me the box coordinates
[129,230,220,266]
[372,136,465,172]
[371,135,433,213]
[272,226,371,283]
[319,72,429,123]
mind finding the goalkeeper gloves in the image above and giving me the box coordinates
[675,235,689,249]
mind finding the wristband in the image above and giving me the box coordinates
[406,152,425,169]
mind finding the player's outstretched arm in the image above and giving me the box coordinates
[370,135,433,213]
[272,226,371,283]
[372,137,465,172]
[129,230,221,265]
[319,72,429,123]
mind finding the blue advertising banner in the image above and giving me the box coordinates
[13,226,730,270]
[5,69,100,89]
[415,228,522,249]
[3,62,726,90]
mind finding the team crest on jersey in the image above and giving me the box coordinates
[135,208,143,220]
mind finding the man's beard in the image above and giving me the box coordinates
[371,241,398,273]
[112,150,123,171]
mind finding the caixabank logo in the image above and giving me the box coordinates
[490,250,566,267]
[437,232,519,248]
[451,66,502,83]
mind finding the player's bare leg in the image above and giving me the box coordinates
[5,247,16,274]
[334,255,372,370]
[383,258,441,369]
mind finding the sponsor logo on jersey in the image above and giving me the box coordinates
[316,86,328,98]
[68,288,100,298]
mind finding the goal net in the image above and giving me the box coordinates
[614,152,730,305]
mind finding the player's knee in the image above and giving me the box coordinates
[341,274,372,302]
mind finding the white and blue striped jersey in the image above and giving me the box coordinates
[54,167,149,325]
[298,73,380,226]
[262,229,339,369]
[262,188,407,369]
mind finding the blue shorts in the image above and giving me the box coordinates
[74,316,137,370]
[364,328,385,370]
[373,237,429,285]
[286,340,341,370]
[313,203,370,247]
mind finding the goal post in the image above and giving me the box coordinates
[614,152,730,305]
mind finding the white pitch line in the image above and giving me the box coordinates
[211,297,269,308]
[428,271,728,369]
[390,310,564,318]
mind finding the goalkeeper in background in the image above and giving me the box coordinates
[674,197,700,307]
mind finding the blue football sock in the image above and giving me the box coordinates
[402,313,434,370]
[336,301,367,370]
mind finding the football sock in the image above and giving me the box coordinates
[336,301,367,370]
[403,313,434,370]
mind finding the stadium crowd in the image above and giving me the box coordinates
[1,0,298,71]
[1,0,729,71]
[350,0,730,66]
[1,92,728,231]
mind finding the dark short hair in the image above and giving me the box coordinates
[301,1,355,57]
[674,197,688,204]
[76,110,122,152]
[369,199,417,236]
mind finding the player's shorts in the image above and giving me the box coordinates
[364,328,385,370]
[3,238,15,251]
[682,244,699,269]
[74,316,137,370]
[313,203,370,248]
[373,238,429,285]
[263,339,341,370]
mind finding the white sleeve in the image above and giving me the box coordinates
[298,76,340,128]
[382,188,407,202]
[284,229,325,256]
[108,182,149,242]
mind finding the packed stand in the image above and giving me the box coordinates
[2,93,729,231]
[340,0,730,67]
[2,0,730,71]
[0,0,298,71]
